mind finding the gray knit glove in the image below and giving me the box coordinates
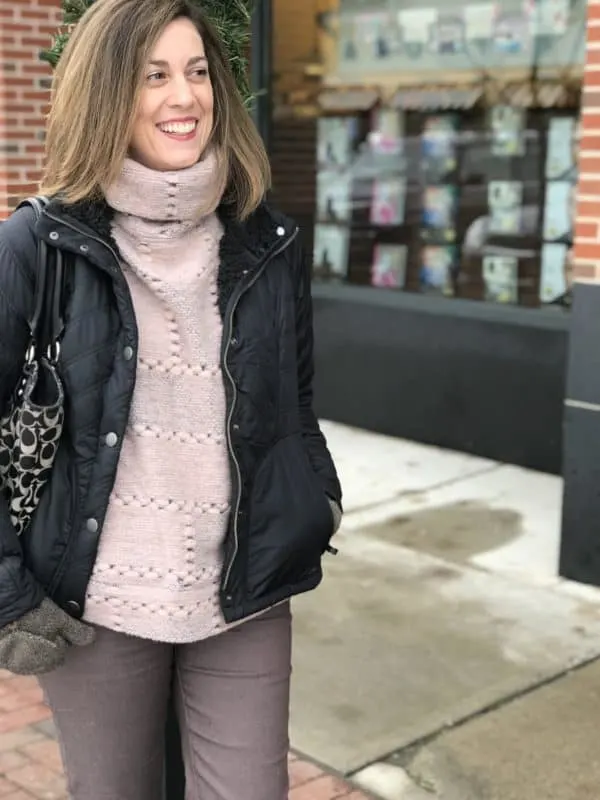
[0,598,95,676]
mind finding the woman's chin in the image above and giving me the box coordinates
[158,155,200,171]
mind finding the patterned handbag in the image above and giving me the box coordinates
[0,197,67,535]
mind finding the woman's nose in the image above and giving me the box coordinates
[168,75,194,106]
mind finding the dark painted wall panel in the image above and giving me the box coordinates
[559,283,600,587]
[311,285,569,474]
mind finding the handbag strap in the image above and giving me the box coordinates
[16,196,66,365]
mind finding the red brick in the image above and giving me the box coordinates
[0,681,37,698]
[19,11,55,20]
[576,179,600,196]
[3,792,41,800]
[584,69,600,88]
[0,729,45,754]
[576,201,600,219]
[0,777,19,797]
[289,758,324,788]
[582,114,600,131]
[573,263,598,280]
[6,762,67,799]
[576,221,599,239]
[574,242,600,261]
[588,26,600,42]
[21,37,53,47]
[0,706,51,736]
[1,24,30,33]
[289,774,355,799]
[0,695,39,715]
[583,86,600,106]
[20,741,62,775]
[0,751,29,774]
[578,156,600,173]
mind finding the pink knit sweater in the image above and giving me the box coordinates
[83,152,233,643]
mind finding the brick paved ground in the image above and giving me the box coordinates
[0,670,371,800]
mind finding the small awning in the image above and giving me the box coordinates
[317,88,380,112]
[389,86,482,110]
[485,81,573,107]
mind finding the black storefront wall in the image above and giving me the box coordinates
[311,283,569,475]
[560,283,600,587]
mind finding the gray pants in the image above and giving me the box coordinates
[40,603,291,800]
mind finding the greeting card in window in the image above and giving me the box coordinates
[313,224,350,281]
[488,180,523,235]
[317,117,359,169]
[419,245,456,295]
[369,109,405,156]
[371,244,407,289]
[370,177,406,226]
[317,171,352,224]
[421,114,458,178]
[546,116,577,179]
[422,185,457,239]
[490,106,526,157]
[483,255,518,303]
[540,243,568,303]
[543,181,574,242]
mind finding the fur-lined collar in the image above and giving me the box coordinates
[42,195,296,320]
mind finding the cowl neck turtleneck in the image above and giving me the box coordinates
[104,150,222,247]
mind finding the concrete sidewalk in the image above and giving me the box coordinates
[289,422,600,799]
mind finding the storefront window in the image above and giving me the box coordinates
[270,0,586,309]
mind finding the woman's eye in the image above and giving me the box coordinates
[147,71,166,82]
[191,68,208,78]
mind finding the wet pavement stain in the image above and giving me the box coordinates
[364,501,522,565]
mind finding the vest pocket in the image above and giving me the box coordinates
[246,434,333,597]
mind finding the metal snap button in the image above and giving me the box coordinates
[123,346,134,361]
[232,423,240,432]
[86,518,99,533]
[105,432,118,447]
[276,226,285,236]
[66,600,81,615]
[49,231,59,241]
[79,244,89,253]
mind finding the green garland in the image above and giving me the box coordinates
[39,0,254,105]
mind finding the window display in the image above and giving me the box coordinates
[271,0,586,310]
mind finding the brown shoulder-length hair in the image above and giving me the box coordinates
[40,0,271,219]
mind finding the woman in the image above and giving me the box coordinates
[0,0,342,797]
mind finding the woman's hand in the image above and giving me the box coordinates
[0,598,95,675]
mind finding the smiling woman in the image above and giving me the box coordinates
[40,0,269,219]
[0,0,343,797]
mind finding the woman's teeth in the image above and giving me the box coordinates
[158,122,197,134]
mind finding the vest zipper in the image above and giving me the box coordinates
[221,226,299,600]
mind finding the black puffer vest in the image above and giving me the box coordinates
[0,198,342,628]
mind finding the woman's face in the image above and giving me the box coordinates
[129,17,214,171]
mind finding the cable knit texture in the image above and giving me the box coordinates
[83,152,233,643]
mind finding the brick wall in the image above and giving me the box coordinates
[0,0,61,220]
[574,0,600,281]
